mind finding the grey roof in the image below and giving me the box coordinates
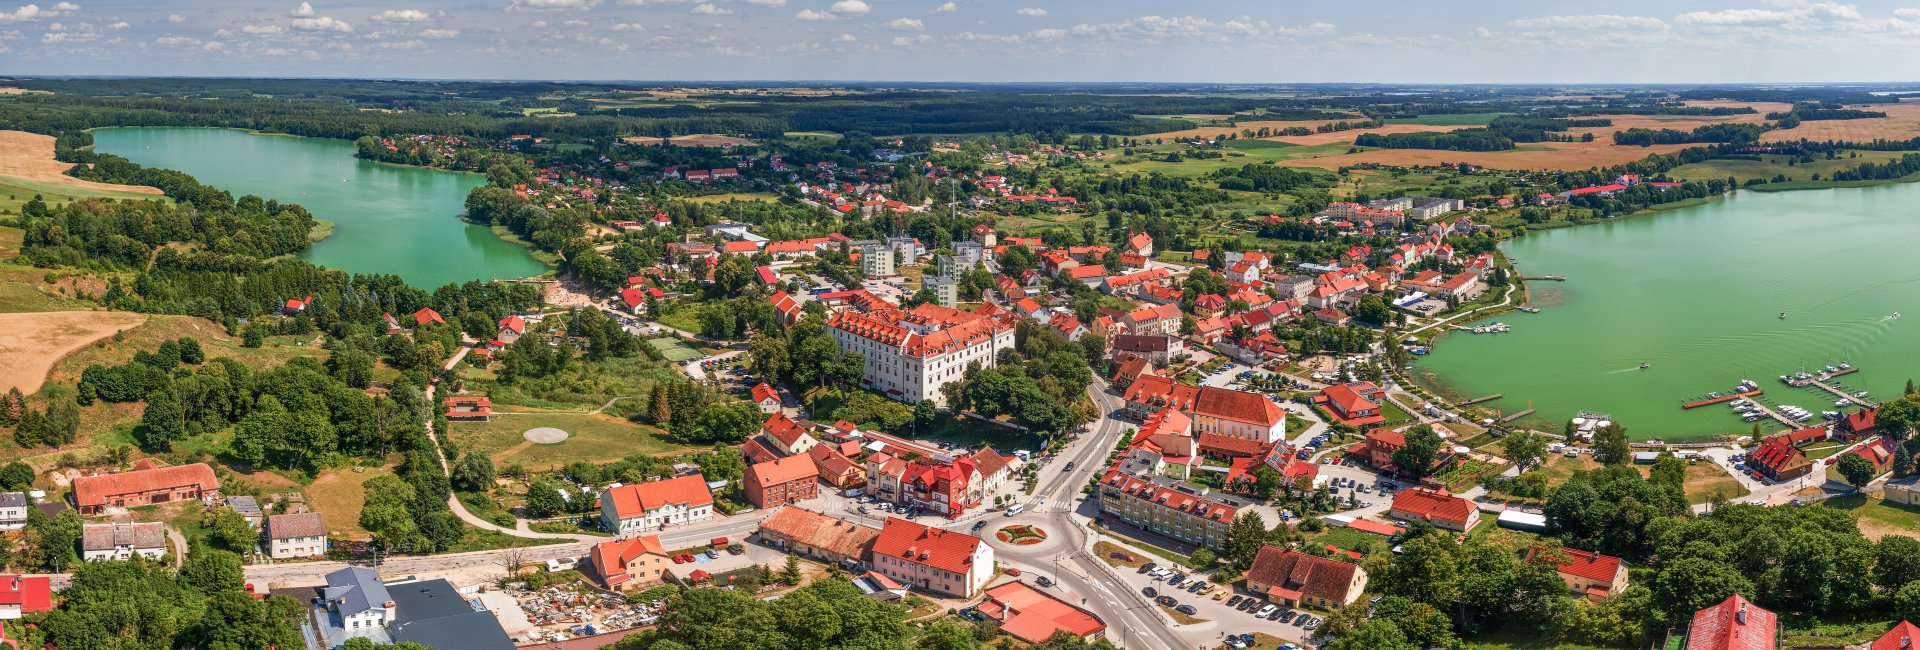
[388,578,514,650]
[0,492,25,508]
[320,567,392,618]
[226,495,263,518]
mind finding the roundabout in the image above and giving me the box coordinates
[996,524,1049,545]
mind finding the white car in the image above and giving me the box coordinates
[1256,604,1278,618]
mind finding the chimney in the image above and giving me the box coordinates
[1735,603,1747,625]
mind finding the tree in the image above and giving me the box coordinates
[1592,422,1631,465]
[31,509,82,571]
[0,461,34,490]
[782,552,803,584]
[452,452,498,492]
[1328,618,1417,650]
[1650,452,1687,490]
[648,383,672,425]
[1879,535,1920,592]
[913,399,939,428]
[1652,556,1755,620]
[1898,581,1920,624]
[1223,512,1268,570]
[1251,465,1286,499]
[1880,396,1920,439]
[1189,548,1215,570]
[328,348,375,389]
[1837,453,1877,489]
[524,479,566,518]
[138,386,186,450]
[1503,428,1548,473]
[207,506,261,552]
[182,547,246,593]
[1390,425,1442,480]
[748,333,790,381]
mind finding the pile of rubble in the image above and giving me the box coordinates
[511,584,662,637]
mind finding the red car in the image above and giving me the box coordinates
[673,553,696,564]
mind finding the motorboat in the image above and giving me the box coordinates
[1836,399,1852,407]
[1640,363,1651,369]
[1825,365,1839,374]
[1839,363,1852,370]
[1823,411,1841,420]
[1779,312,1787,319]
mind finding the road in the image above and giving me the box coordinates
[1405,282,1519,337]
[986,378,1195,650]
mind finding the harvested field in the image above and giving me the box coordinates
[1136,118,1363,141]
[307,465,394,537]
[1684,99,1795,115]
[1761,100,1920,143]
[0,130,164,195]
[0,88,49,95]
[0,310,146,395]
[1278,140,1698,171]
[621,134,758,148]
[1261,123,1477,147]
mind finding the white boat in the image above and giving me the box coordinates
[1836,399,1852,407]
[1839,363,1852,370]
[1825,365,1839,374]
[1823,411,1841,419]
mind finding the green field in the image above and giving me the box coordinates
[446,409,689,472]
[783,131,841,140]
[0,175,167,217]
[1224,139,1299,151]
[646,337,702,362]
[1386,113,1505,126]
[1098,142,1350,178]
[1667,150,1913,186]
[685,192,780,203]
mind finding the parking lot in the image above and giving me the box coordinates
[1104,554,1320,647]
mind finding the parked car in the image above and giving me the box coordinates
[1175,604,1197,615]
[1142,587,1157,598]
[1139,563,1159,574]
[1156,595,1177,607]
[1035,576,1054,588]
[1227,595,1244,607]
[1256,604,1277,618]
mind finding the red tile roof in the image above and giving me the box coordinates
[604,475,714,520]
[72,463,219,509]
[590,535,667,587]
[1245,545,1361,605]
[751,382,779,405]
[762,413,814,449]
[1194,387,1285,427]
[758,507,879,560]
[982,581,1107,643]
[497,315,526,335]
[872,517,985,575]
[1537,546,1624,584]
[0,575,51,614]
[1687,593,1775,650]
[412,307,445,326]
[1871,621,1920,650]
[1321,383,1378,416]
[1389,488,1476,527]
[747,455,818,489]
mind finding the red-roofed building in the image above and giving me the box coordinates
[443,396,493,421]
[589,534,670,591]
[496,315,527,344]
[1841,407,1880,439]
[283,295,311,316]
[808,445,866,489]
[758,506,879,567]
[1097,464,1240,549]
[755,266,780,286]
[770,290,804,328]
[1388,488,1479,532]
[412,307,445,327]
[1124,232,1154,257]
[1317,383,1384,427]
[1362,428,1404,469]
[751,382,781,413]
[745,455,820,509]
[599,475,715,536]
[761,412,820,456]
[978,581,1107,644]
[71,463,220,515]
[1870,621,1920,650]
[0,575,52,619]
[1243,545,1367,609]
[1749,435,1812,481]
[1686,593,1774,650]
[870,517,993,597]
[1530,546,1628,599]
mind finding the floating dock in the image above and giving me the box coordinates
[1681,389,1764,409]
[1522,275,1566,281]
[1783,366,1857,387]
[1458,394,1504,406]
[1807,379,1875,408]
[1498,409,1535,423]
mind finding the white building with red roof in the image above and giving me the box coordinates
[598,475,715,537]
[869,517,993,598]
[1531,546,1628,600]
[1686,593,1774,650]
[589,534,670,591]
[978,581,1107,644]
[1387,487,1479,532]
[1122,377,1286,443]
[750,382,781,413]
[825,301,1015,404]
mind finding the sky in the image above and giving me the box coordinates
[3,0,1919,83]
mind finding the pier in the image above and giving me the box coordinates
[1807,379,1875,408]
[1458,394,1504,406]
[1740,399,1801,429]
[1783,366,1857,387]
[1521,275,1566,281]
[1681,389,1764,409]
[1498,408,1535,423]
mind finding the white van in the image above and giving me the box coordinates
[1005,504,1025,516]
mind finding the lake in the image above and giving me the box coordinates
[90,127,547,288]
[1411,182,1920,441]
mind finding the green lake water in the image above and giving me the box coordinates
[1411,182,1920,441]
[90,128,546,288]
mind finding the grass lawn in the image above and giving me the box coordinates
[653,303,709,336]
[1682,462,1750,505]
[1820,494,1920,540]
[1386,113,1505,126]
[1667,150,1913,186]
[1802,442,1847,459]
[645,337,702,362]
[0,174,168,217]
[1093,541,1150,569]
[899,412,1046,453]
[446,409,690,473]
[686,192,779,203]
[447,527,571,553]
[1098,142,1352,178]
[1313,527,1387,553]
[1380,400,1415,426]
[306,464,395,538]
[0,261,98,313]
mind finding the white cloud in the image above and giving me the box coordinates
[291,15,351,31]
[369,9,430,23]
[690,3,729,14]
[952,30,1017,42]
[510,0,600,10]
[290,1,313,17]
[829,0,868,15]
[930,1,954,12]
[165,13,183,22]
[563,18,588,26]
[103,19,124,29]
[49,0,72,9]
[1015,7,1045,16]
[1674,9,1793,25]
[1898,7,1920,19]
[0,4,44,23]
[609,22,643,31]
[1507,14,1667,30]
[241,23,285,34]
[887,17,922,30]
[154,34,197,45]
[201,40,223,50]
[419,28,458,38]
[744,0,785,5]
[832,32,854,42]
[794,9,832,20]
[1275,21,1336,36]
[531,19,547,27]
[373,38,424,49]
[1027,27,1063,39]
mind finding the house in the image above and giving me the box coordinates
[1110,355,1153,390]
[1841,407,1880,438]
[589,534,671,591]
[1870,621,1920,650]
[1122,377,1287,443]
[71,462,220,515]
[756,506,880,569]
[1749,435,1812,481]
[1096,463,1241,549]
[1360,428,1449,476]
[902,457,980,517]
[1531,546,1628,601]
[761,412,820,457]
[265,512,328,559]
[809,445,867,489]
[599,475,715,537]
[1387,488,1480,532]
[496,315,526,344]
[309,567,515,649]
[745,455,820,509]
[751,382,781,414]
[284,295,312,316]
[1110,334,1183,365]
[442,396,493,422]
[969,447,1014,495]
[977,580,1107,644]
[1313,308,1351,326]
[1243,545,1368,609]
[1316,383,1384,427]
[755,266,780,287]
[412,307,445,327]
[0,575,51,620]
[1124,231,1154,258]
[826,302,1016,405]
[0,493,25,532]
[81,521,166,561]
[869,517,993,598]
[1685,593,1774,650]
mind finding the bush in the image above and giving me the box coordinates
[491,513,517,527]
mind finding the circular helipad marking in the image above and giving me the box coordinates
[523,427,570,444]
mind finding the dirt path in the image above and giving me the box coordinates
[0,310,148,395]
[0,130,163,194]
